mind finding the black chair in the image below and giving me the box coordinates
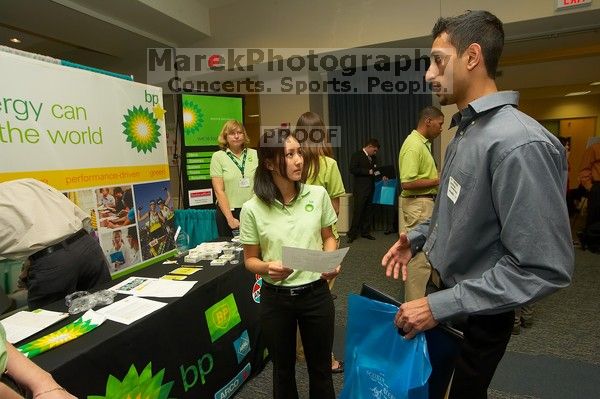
[360,284,463,399]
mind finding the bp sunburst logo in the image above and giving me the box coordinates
[182,100,204,135]
[122,106,161,153]
[87,362,174,399]
[18,316,99,358]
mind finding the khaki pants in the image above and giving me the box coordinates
[399,196,435,302]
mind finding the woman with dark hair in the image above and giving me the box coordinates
[295,111,345,373]
[210,120,258,237]
[240,131,339,399]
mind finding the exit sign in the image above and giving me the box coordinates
[556,0,592,10]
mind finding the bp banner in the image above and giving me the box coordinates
[0,50,175,277]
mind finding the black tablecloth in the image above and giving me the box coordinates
[27,258,267,398]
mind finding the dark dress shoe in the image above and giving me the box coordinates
[361,234,376,240]
[347,236,355,243]
[384,229,398,235]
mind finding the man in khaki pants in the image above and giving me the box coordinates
[398,106,444,301]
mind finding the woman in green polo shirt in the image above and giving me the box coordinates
[210,120,258,237]
[240,131,339,399]
[295,111,346,373]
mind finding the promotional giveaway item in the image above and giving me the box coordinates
[340,294,431,399]
[17,310,106,358]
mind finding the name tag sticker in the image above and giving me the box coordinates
[239,177,250,188]
[447,176,461,204]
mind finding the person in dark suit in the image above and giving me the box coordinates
[348,138,380,243]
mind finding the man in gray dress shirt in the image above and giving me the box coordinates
[381,10,574,399]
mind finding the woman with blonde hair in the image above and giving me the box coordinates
[295,111,346,374]
[210,120,258,237]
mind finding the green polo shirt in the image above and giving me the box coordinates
[399,130,438,197]
[240,184,337,286]
[0,323,7,373]
[210,148,258,208]
[306,156,345,239]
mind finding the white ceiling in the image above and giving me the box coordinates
[1,0,599,98]
[0,0,226,77]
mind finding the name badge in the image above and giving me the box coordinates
[239,177,250,188]
[447,176,461,204]
[447,176,460,204]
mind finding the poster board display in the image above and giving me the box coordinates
[179,93,244,208]
[0,50,176,277]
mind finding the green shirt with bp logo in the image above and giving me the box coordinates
[240,184,337,286]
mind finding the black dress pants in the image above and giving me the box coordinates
[260,280,335,399]
[215,206,241,238]
[426,273,514,399]
[348,189,373,238]
[448,311,514,399]
[27,233,111,310]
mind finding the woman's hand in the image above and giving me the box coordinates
[267,261,293,281]
[227,217,240,229]
[321,265,341,281]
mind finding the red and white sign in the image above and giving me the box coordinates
[188,188,214,206]
[556,0,592,10]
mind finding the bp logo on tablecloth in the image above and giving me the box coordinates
[122,106,161,153]
[205,293,241,342]
[87,362,174,399]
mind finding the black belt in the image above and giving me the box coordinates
[29,229,88,261]
[402,194,436,199]
[262,279,325,297]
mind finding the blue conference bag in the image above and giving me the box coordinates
[340,294,431,399]
[372,179,397,206]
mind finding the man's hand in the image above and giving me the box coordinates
[267,261,293,281]
[381,233,413,280]
[394,297,438,339]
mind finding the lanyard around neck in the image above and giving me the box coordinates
[226,148,247,177]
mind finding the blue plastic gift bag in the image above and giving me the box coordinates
[340,294,431,399]
[372,179,398,206]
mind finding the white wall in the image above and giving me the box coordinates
[258,94,310,127]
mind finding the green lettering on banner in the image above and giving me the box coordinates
[205,293,241,342]
[186,164,210,170]
[186,158,210,164]
[46,126,103,145]
[187,151,215,158]
[186,169,209,176]
[188,175,211,181]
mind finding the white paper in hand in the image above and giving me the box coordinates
[282,246,349,273]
